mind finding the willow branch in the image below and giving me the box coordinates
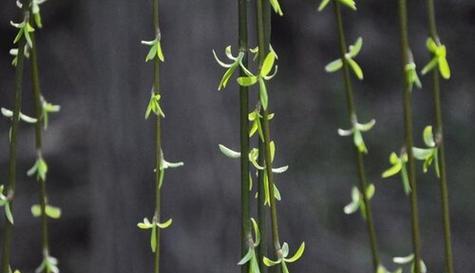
[425,1,454,273]
[398,1,422,272]
[332,2,380,270]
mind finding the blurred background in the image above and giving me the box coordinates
[0,0,474,273]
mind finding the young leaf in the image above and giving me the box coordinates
[348,37,363,58]
[237,76,258,87]
[393,254,414,264]
[219,144,241,159]
[347,58,364,80]
[318,0,331,11]
[258,78,269,110]
[269,0,284,16]
[325,59,343,73]
[423,126,436,147]
[261,52,277,77]
[157,218,173,229]
[284,242,305,263]
[238,248,253,265]
[263,257,281,267]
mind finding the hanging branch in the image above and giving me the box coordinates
[1,2,33,272]
[256,1,271,272]
[319,0,381,271]
[234,1,305,273]
[238,1,252,273]
[397,0,423,272]
[28,2,62,272]
[422,1,454,273]
[138,1,183,273]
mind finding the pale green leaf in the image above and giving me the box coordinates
[285,242,305,263]
[393,254,414,264]
[423,126,436,147]
[318,0,331,11]
[238,247,253,265]
[219,144,241,159]
[237,76,258,87]
[261,52,277,77]
[258,78,269,110]
[325,59,343,73]
[263,257,281,267]
[347,58,364,80]
[157,218,173,229]
[348,37,363,58]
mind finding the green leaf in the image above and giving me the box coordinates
[401,164,411,195]
[338,0,357,10]
[45,205,62,219]
[439,56,451,79]
[251,218,260,246]
[269,0,284,16]
[393,254,414,264]
[269,141,276,162]
[143,40,164,62]
[344,186,360,214]
[366,184,375,199]
[261,52,277,77]
[355,119,376,132]
[412,147,433,160]
[353,130,367,154]
[27,157,48,181]
[325,59,343,73]
[423,126,436,147]
[273,184,281,201]
[156,41,165,62]
[213,49,233,68]
[157,218,173,229]
[347,58,364,80]
[137,218,153,229]
[426,38,438,52]
[348,37,363,58]
[238,248,253,265]
[5,202,14,224]
[219,63,239,90]
[145,43,158,62]
[281,243,289,257]
[318,0,331,12]
[237,76,258,87]
[421,58,438,75]
[285,242,305,263]
[145,93,165,119]
[34,13,42,29]
[263,257,281,267]
[219,144,241,159]
[272,166,289,174]
[382,162,402,178]
[258,78,269,110]
[151,224,157,252]
[31,204,41,217]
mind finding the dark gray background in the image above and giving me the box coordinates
[0,0,474,273]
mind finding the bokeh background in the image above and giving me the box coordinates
[0,0,474,273]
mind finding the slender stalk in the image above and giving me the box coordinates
[398,1,422,272]
[238,0,251,273]
[1,10,29,273]
[152,0,162,273]
[332,3,380,271]
[257,139,267,273]
[256,0,282,264]
[256,1,271,272]
[425,2,454,273]
[30,30,51,268]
